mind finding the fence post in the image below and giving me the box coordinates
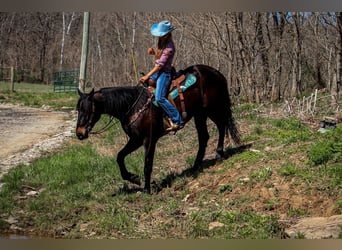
[10,66,14,92]
[312,89,318,114]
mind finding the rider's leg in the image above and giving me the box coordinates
[154,72,183,128]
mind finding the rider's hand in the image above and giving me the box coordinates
[139,75,149,84]
[148,48,155,55]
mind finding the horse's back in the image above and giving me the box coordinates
[185,64,230,107]
[185,64,228,86]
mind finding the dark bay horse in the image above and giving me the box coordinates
[76,64,241,194]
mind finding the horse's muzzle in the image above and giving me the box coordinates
[76,126,89,140]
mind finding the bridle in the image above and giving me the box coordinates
[86,101,118,135]
[87,85,150,134]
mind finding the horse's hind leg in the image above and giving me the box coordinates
[209,114,226,160]
[193,112,209,168]
[215,121,226,160]
[117,138,143,186]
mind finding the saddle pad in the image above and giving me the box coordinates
[153,73,196,107]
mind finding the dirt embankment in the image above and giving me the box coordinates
[0,104,75,185]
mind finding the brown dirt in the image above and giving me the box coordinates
[0,103,75,184]
[149,114,341,238]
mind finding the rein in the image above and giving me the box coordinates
[124,85,152,127]
[89,99,117,135]
[90,116,117,135]
[124,85,146,118]
[127,96,152,127]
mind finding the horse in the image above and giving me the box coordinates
[76,64,241,194]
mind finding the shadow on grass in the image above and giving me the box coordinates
[157,143,252,193]
[114,143,252,195]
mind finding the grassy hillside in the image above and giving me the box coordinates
[0,83,341,238]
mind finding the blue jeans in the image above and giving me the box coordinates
[151,71,183,124]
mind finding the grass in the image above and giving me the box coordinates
[0,81,78,110]
[0,84,341,238]
[308,125,342,166]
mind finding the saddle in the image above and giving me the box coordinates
[144,69,197,121]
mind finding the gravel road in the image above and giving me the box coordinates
[0,104,75,186]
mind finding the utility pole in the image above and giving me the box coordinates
[79,12,90,92]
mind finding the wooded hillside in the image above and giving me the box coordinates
[0,12,340,105]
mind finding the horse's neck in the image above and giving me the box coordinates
[100,89,137,120]
[103,99,127,119]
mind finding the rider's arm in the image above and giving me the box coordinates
[139,64,162,83]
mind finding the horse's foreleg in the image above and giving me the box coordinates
[193,112,209,168]
[142,139,157,194]
[117,138,142,186]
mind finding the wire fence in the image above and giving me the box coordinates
[283,89,340,117]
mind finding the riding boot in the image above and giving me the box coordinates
[165,118,184,132]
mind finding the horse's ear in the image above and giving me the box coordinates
[87,88,95,100]
[77,88,83,97]
[89,88,95,97]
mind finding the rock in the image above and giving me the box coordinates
[285,215,342,239]
[26,190,39,197]
[208,221,225,230]
[240,177,250,183]
[5,216,18,224]
[80,223,89,232]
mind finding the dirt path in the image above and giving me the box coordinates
[0,104,75,185]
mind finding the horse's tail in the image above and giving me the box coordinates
[193,65,241,146]
[218,70,241,145]
[225,93,241,145]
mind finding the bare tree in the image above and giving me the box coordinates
[60,12,76,70]
[270,12,286,101]
[334,12,342,108]
[0,12,340,107]
[290,12,302,97]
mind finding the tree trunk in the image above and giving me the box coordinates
[60,12,66,70]
[290,12,301,97]
[313,13,325,89]
[233,12,257,103]
[256,12,270,100]
[332,12,342,108]
[271,12,285,101]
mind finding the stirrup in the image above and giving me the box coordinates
[166,119,184,132]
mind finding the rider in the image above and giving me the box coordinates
[139,20,184,131]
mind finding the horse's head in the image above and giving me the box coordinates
[76,88,100,140]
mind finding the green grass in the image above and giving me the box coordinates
[0,118,287,238]
[0,81,52,93]
[0,88,341,238]
[0,81,78,110]
[277,162,299,177]
[308,125,342,166]
[189,210,282,239]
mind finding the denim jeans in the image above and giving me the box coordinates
[151,71,183,124]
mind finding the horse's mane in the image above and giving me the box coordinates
[97,85,151,119]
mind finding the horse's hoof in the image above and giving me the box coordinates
[130,175,141,186]
[124,173,141,186]
[142,188,151,194]
[215,153,224,162]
